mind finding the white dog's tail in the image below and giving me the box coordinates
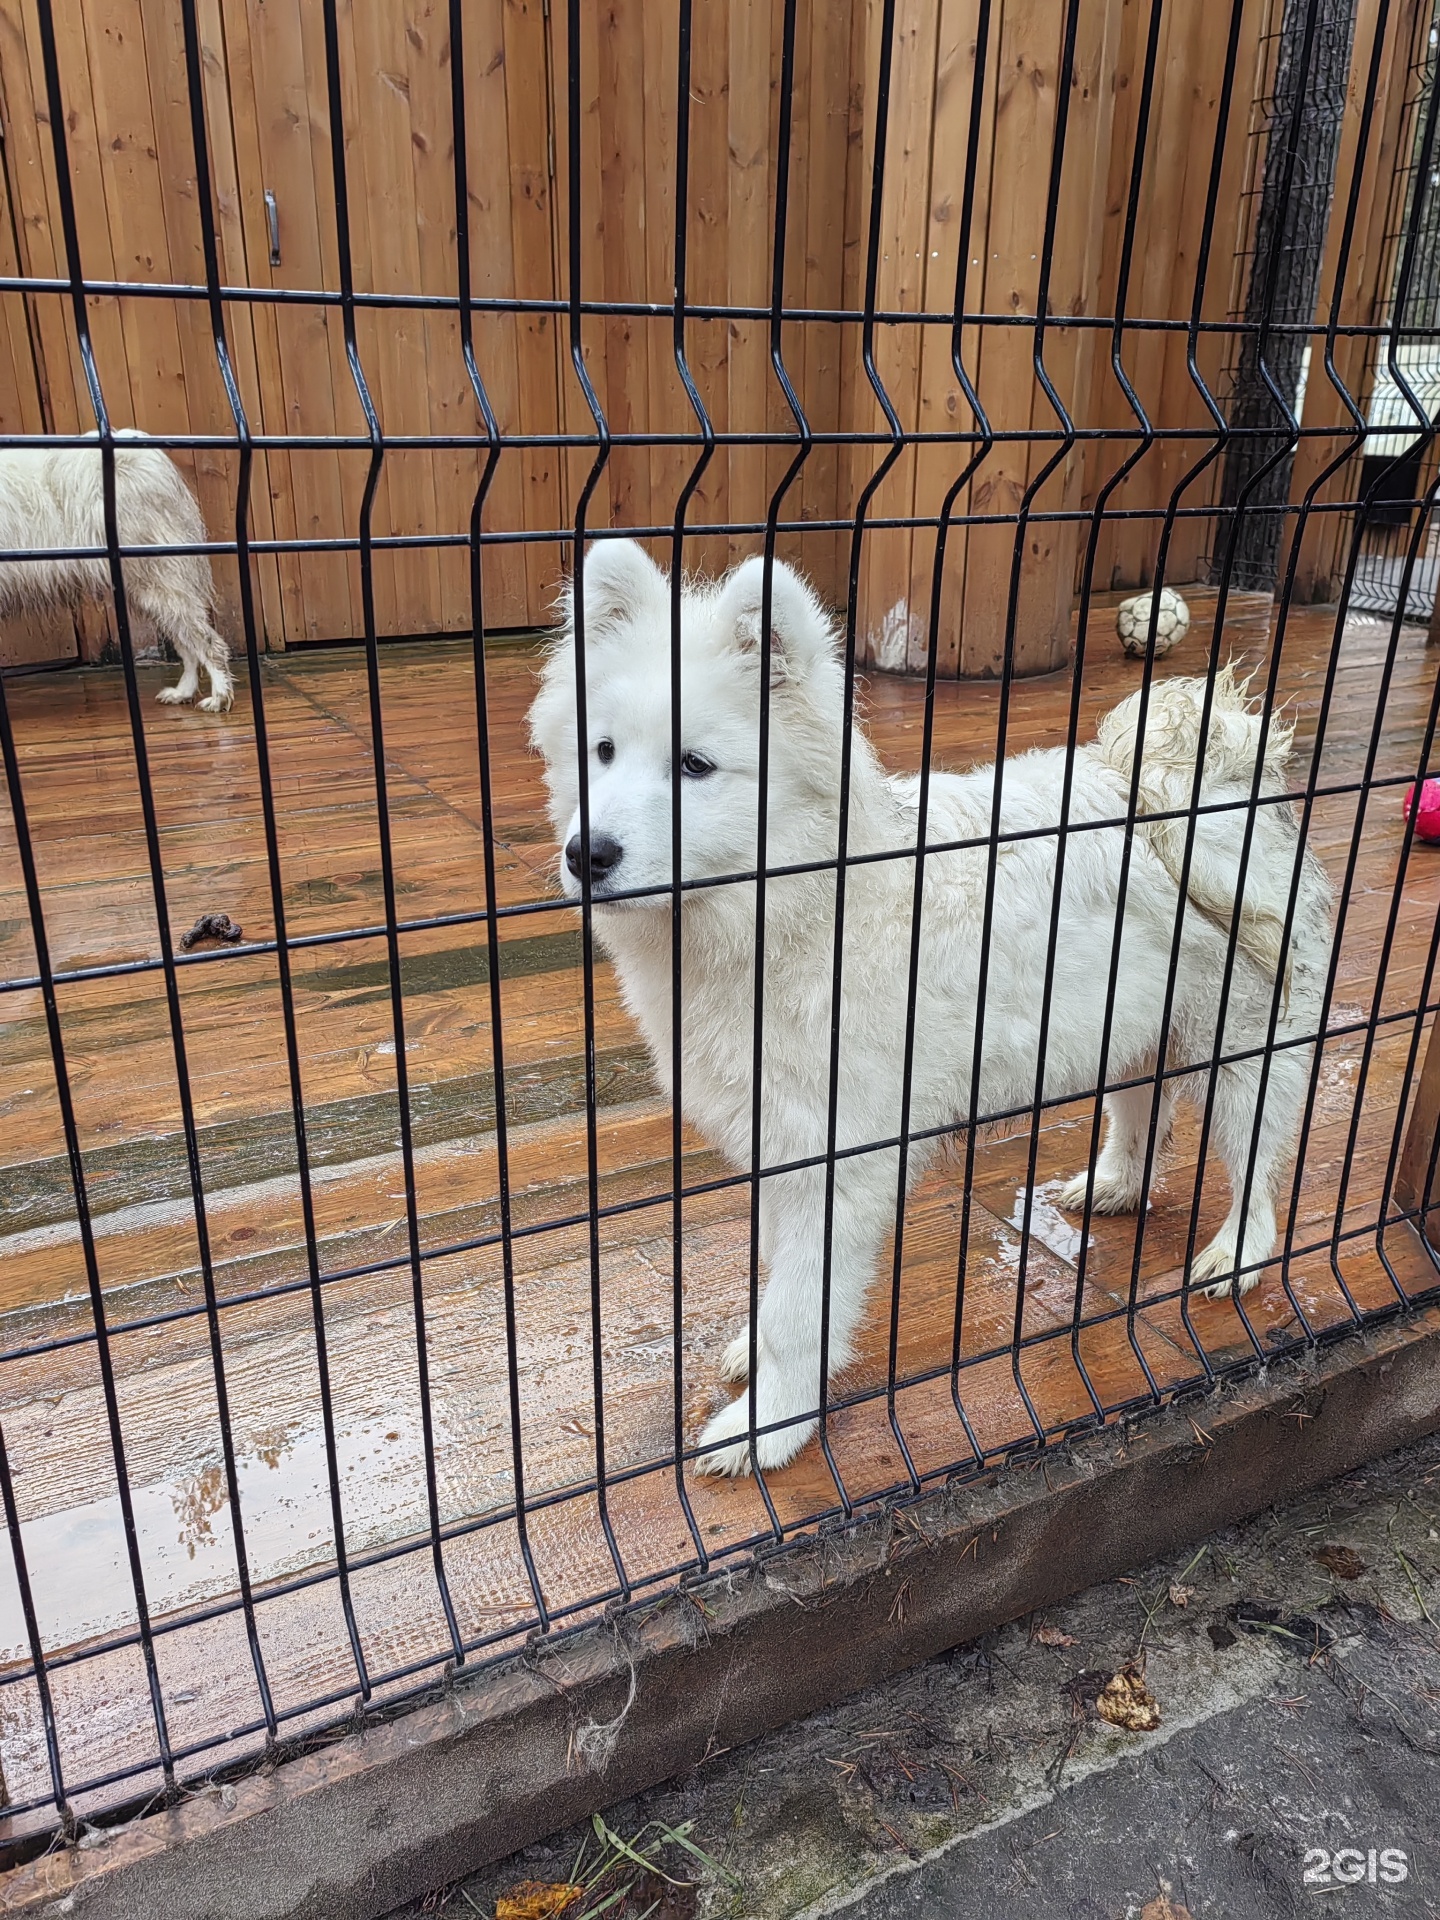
[1095,663,1297,984]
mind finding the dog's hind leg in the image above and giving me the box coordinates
[1059,1081,1173,1217]
[192,622,234,712]
[163,614,232,713]
[135,565,233,712]
[155,657,201,706]
[1190,1043,1308,1298]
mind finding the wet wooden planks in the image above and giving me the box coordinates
[1,591,1439,1826]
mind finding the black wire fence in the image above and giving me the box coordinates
[1352,0,1440,617]
[1,0,1440,1850]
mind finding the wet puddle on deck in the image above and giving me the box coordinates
[0,1413,434,1660]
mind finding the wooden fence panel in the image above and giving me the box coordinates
[1113,0,1270,593]
[0,0,1419,667]
[226,0,361,644]
[0,0,564,649]
[1081,0,1210,598]
[0,0,287,656]
[850,0,941,672]
[853,0,1123,678]
[0,82,75,669]
[548,0,862,611]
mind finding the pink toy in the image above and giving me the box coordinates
[1404,778,1440,843]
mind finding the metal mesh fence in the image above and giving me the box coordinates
[0,0,1439,1850]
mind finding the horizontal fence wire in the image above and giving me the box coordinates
[0,0,1438,1846]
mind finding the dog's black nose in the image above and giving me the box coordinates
[565,830,624,885]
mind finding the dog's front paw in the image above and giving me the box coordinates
[156,685,192,706]
[1058,1168,1142,1216]
[719,1324,757,1383]
[198,691,234,714]
[694,1391,815,1477]
[1189,1229,1261,1300]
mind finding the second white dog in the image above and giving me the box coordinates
[529,542,1332,1475]
[0,432,232,711]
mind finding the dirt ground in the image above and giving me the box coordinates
[388,1431,1440,1920]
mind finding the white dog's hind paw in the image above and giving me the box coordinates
[719,1325,756,1383]
[156,685,192,706]
[693,1392,814,1477]
[1057,1169,1141,1216]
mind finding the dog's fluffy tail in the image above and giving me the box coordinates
[1095,664,1297,983]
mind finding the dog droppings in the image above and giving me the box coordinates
[179,912,243,950]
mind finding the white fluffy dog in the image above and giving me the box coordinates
[529,542,1332,1475]
[0,432,232,711]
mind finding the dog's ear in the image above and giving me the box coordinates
[717,556,834,682]
[561,538,667,641]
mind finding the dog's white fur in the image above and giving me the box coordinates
[528,542,1332,1475]
[0,433,232,711]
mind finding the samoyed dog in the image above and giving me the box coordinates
[529,541,1332,1475]
[0,432,232,711]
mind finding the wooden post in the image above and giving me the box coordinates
[1396,1016,1440,1233]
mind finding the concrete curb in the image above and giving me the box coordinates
[6,1304,1440,1920]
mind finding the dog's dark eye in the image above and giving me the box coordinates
[680,751,716,779]
[596,739,615,765]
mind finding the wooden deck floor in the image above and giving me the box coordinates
[1,588,1438,1828]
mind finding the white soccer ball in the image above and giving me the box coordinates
[1116,585,1190,658]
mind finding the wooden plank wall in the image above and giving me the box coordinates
[0,0,563,653]
[0,0,284,656]
[846,0,1129,677]
[847,0,1413,671]
[0,0,1419,668]
[215,0,564,642]
[1079,0,1273,599]
[547,0,863,610]
[0,48,77,668]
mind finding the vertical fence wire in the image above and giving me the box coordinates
[449,0,552,1638]
[892,0,997,1473]
[318,0,465,1671]
[665,0,714,1568]
[953,0,1093,1441]
[820,0,906,1504]
[563,0,630,1601]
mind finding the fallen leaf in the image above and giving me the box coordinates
[1315,1544,1367,1580]
[1141,1896,1193,1920]
[1168,1583,1195,1608]
[1095,1664,1161,1733]
[495,1883,583,1920]
[1034,1624,1078,1647]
